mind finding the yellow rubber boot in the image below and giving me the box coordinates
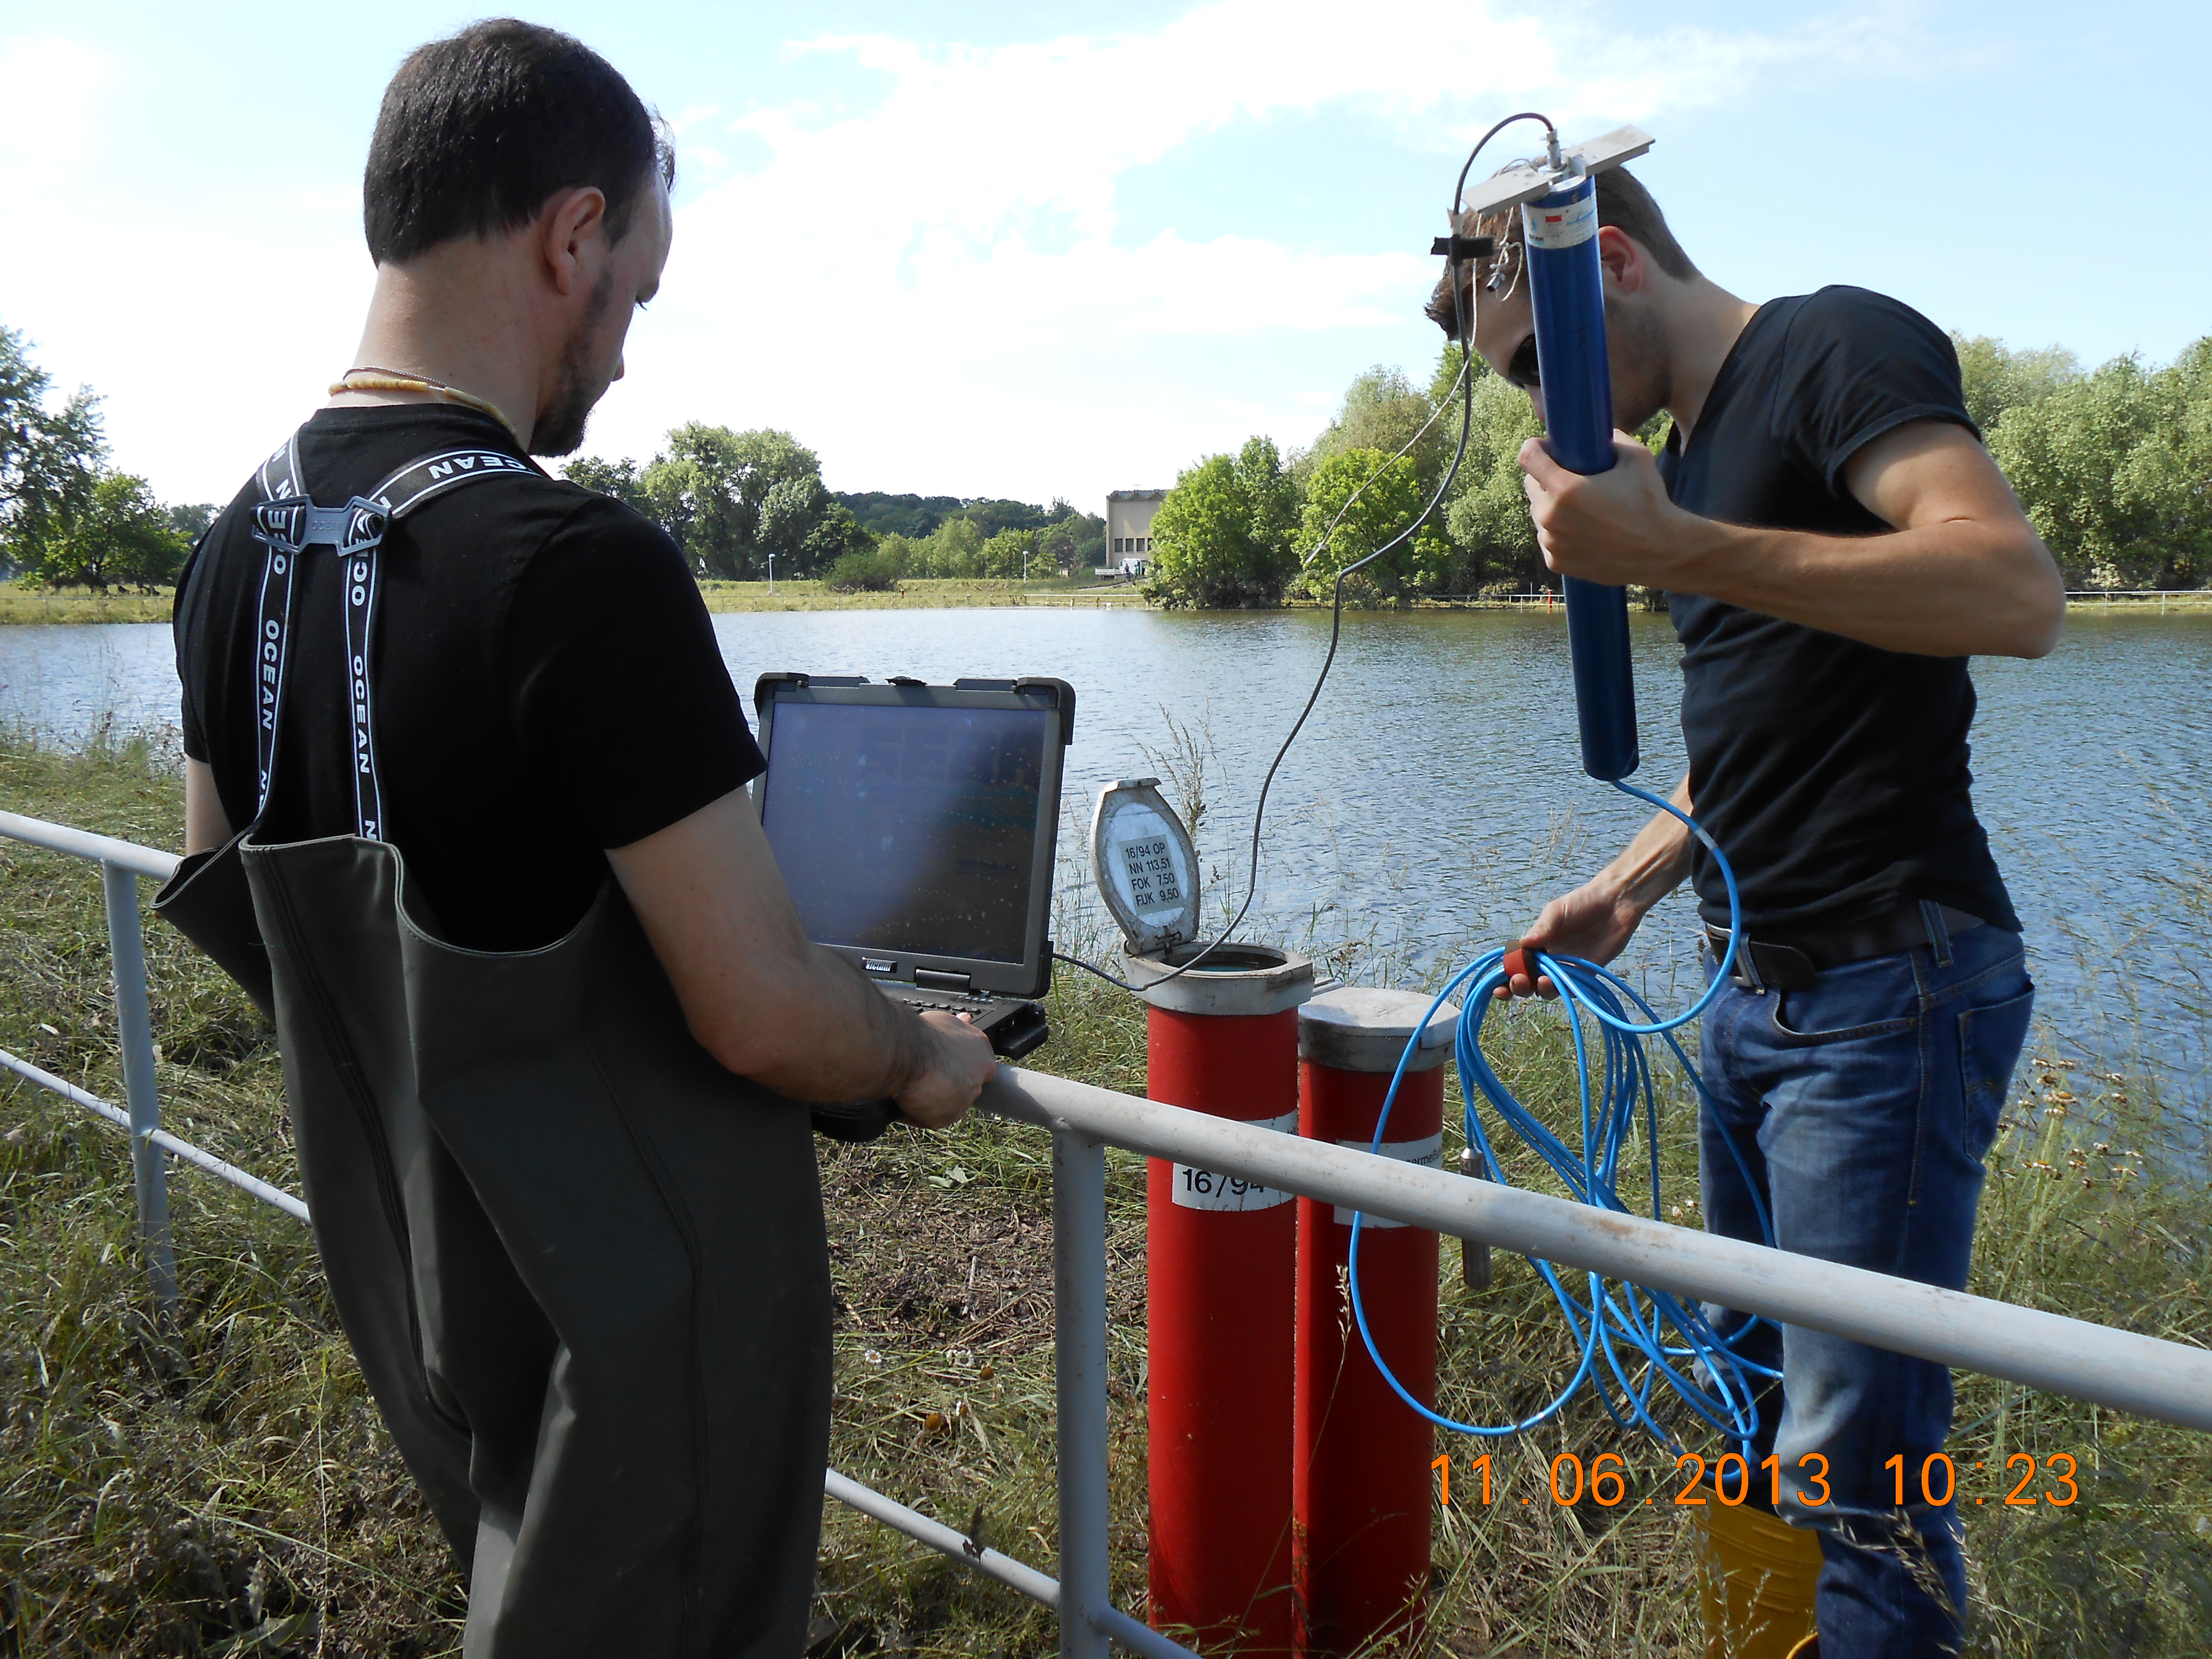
[1692,1496,1821,1659]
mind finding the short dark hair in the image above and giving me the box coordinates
[363,19,674,265]
[1426,163,1695,335]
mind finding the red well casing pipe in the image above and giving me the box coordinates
[1138,949,1314,1654]
[1293,988,1455,1656]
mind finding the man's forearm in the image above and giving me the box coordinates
[610,790,956,1104]
[1669,514,2063,659]
[735,945,940,1104]
[1518,421,2066,660]
[1601,772,1695,915]
[1510,773,1695,991]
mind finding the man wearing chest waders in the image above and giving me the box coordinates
[157,20,997,1656]
[1429,170,2063,1657]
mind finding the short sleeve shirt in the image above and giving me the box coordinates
[175,405,763,951]
[1659,286,2020,933]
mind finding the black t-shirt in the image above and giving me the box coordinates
[1659,286,2020,934]
[176,405,763,951]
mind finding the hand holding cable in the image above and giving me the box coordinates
[1497,771,1701,999]
[1346,781,1766,1451]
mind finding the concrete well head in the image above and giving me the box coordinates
[1297,986,1461,1074]
[1118,942,1316,1018]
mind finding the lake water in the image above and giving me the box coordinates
[4,609,2208,1107]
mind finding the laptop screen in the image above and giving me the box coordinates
[758,701,1052,965]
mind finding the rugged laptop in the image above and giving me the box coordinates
[752,673,1073,1077]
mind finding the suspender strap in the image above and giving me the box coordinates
[245,435,536,837]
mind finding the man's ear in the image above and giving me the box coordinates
[1597,225,1646,293]
[538,185,610,297]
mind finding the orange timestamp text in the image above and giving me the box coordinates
[1430,1450,2081,1510]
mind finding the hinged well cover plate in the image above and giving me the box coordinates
[1090,778,1201,957]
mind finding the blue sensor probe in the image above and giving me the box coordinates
[1522,170,1640,782]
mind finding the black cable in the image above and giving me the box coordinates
[1453,111,1557,218]
[1152,362,1475,981]
[1441,111,1556,313]
[1058,115,1530,995]
[1051,949,1138,992]
[1061,123,1530,999]
[1061,356,1474,994]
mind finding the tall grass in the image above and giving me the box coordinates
[0,577,1142,627]
[0,585,177,625]
[693,577,1143,614]
[2,731,2208,1656]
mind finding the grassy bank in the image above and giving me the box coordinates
[11,578,2212,625]
[2,733,2209,1656]
[697,577,1149,612]
[0,585,177,625]
[0,577,1150,625]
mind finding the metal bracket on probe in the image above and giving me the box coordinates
[1455,123,1654,220]
[1430,233,1497,261]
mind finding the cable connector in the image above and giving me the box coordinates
[1431,233,1497,261]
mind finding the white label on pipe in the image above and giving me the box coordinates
[1334,1133,1445,1227]
[1171,1109,1299,1211]
[1522,193,1597,251]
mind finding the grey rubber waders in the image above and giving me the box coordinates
[156,435,832,1656]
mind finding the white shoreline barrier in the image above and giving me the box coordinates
[981,1067,2212,1433]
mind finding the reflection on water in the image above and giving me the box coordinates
[4,608,2208,1105]
[0,622,180,743]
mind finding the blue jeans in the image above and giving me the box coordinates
[1698,911,2035,1659]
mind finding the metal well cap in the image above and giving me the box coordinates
[1299,986,1461,1073]
[1089,778,1201,958]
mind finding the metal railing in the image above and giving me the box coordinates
[0,809,1192,1657]
[6,809,2212,1659]
[2064,589,2211,612]
[1422,589,1561,604]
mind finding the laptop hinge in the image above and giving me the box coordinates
[914,968,972,993]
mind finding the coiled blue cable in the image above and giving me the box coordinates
[1345,779,1780,1449]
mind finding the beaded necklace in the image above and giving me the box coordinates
[329,366,523,446]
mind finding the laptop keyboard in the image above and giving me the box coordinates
[883,988,1000,1015]
[878,985,1051,1060]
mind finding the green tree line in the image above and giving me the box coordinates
[1146,351,1554,608]
[1148,333,2212,607]
[12,311,2201,601]
[1965,336,2212,589]
[565,431,1104,589]
[1,325,204,591]
[2,321,1106,596]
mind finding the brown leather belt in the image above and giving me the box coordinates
[1705,901,1988,991]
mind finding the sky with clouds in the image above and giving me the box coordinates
[2,0,2205,512]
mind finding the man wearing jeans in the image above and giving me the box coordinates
[1430,167,2059,1654]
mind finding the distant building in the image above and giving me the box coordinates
[1106,489,1166,575]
